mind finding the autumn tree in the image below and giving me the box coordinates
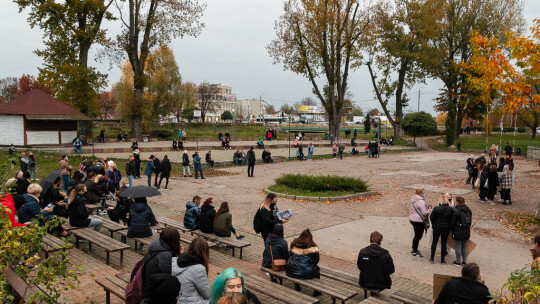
[428,0,524,146]
[17,74,52,96]
[266,105,277,114]
[435,113,447,126]
[464,20,540,139]
[15,0,114,116]
[98,91,117,120]
[197,84,220,122]
[112,0,205,138]
[268,0,372,137]
[365,0,444,140]
[173,82,198,122]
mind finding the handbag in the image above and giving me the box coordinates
[412,201,430,232]
[270,245,287,271]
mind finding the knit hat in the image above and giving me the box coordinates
[147,274,180,304]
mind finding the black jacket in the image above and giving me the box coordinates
[126,160,136,176]
[487,171,499,188]
[452,205,472,241]
[479,171,489,188]
[262,234,290,268]
[286,245,320,279]
[93,164,105,176]
[68,195,91,227]
[128,202,157,238]
[504,144,512,155]
[430,204,453,230]
[259,205,281,240]
[142,239,175,295]
[466,158,475,170]
[182,153,190,166]
[153,158,161,174]
[199,204,216,233]
[434,277,491,304]
[15,178,30,195]
[247,149,256,163]
[357,244,395,290]
[83,180,102,203]
[160,159,171,178]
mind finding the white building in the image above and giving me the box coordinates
[234,99,269,120]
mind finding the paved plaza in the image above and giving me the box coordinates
[59,149,539,303]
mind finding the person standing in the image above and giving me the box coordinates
[19,152,29,172]
[486,165,499,205]
[144,155,156,186]
[133,149,141,178]
[451,196,472,266]
[182,129,187,141]
[478,164,489,202]
[330,134,334,146]
[182,150,192,177]
[466,156,475,185]
[457,141,461,152]
[500,165,513,205]
[28,152,37,180]
[504,142,512,157]
[357,231,395,296]
[338,144,345,160]
[256,193,288,241]
[107,164,122,191]
[125,156,136,187]
[59,155,72,192]
[429,196,454,264]
[99,129,105,143]
[409,188,430,257]
[332,143,338,159]
[246,146,255,177]
[193,151,204,179]
[158,155,171,190]
[307,143,314,161]
[153,154,161,187]
[354,128,358,139]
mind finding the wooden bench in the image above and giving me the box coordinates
[359,297,391,303]
[244,274,320,304]
[85,203,102,214]
[118,228,217,250]
[90,216,128,237]
[42,234,69,259]
[156,216,194,233]
[390,290,431,304]
[261,267,358,304]
[95,275,128,304]
[320,266,378,299]
[60,222,85,231]
[5,268,47,303]
[192,230,251,259]
[71,228,131,265]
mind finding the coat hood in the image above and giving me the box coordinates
[186,201,198,209]
[410,194,424,204]
[176,253,202,268]
[290,246,319,255]
[131,201,149,213]
[147,238,172,254]
[362,244,389,257]
[267,234,285,246]
[201,204,214,213]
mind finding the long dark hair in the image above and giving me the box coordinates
[214,201,229,224]
[188,237,209,275]
[67,184,86,209]
[290,228,317,249]
[160,227,181,256]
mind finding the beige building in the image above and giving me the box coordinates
[235,99,269,120]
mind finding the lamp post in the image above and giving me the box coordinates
[232,109,235,140]
[288,113,291,159]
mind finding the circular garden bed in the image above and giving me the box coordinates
[265,173,377,202]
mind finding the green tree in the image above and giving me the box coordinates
[182,106,200,122]
[112,0,205,138]
[221,110,233,121]
[15,0,114,117]
[365,0,444,140]
[173,82,198,123]
[268,0,371,137]
[364,113,371,135]
[402,111,438,141]
[279,104,296,115]
[352,106,363,117]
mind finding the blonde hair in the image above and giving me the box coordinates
[94,174,103,183]
[27,183,42,195]
[122,180,129,186]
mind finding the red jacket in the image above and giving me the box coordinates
[1,194,26,227]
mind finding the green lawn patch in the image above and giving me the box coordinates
[431,134,539,152]
[268,173,369,197]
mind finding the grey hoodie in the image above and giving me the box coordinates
[172,254,210,304]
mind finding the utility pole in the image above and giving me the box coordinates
[417,89,420,112]
[288,113,291,159]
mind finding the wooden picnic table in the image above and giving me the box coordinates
[90,216,128,237]
[42,234,69,258]
[71,228,131,265]
[192,230,251,259]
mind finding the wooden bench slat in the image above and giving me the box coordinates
[72,228,131,251]
[390,290,431,304]
[245,274,319,304]
[156,217,193,233]
[95,277,127,301]
[320,266,358,286]
[5,268,47,303]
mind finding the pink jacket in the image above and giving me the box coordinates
[409,194,430,223]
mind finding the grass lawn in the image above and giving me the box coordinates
[431,133,539,153]
[267,184,358,197]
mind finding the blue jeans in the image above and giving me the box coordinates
[127,175,134,187]
[30,168,37,180]
[62,175,70,192]
[195,168,204,179]
[74,146,83,154]
[339,151,343,159]
[183,165,191,176]
[367,150,371,158]
[308,152,313,160]
[454,240,468,263]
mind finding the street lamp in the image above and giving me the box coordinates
[232,109,235,140]
[288,113,291,159]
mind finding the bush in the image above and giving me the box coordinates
[275,174,369,193]
[150,129,172,139]
[403,112,438,138]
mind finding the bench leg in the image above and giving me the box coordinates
[88,242,92,252]
[232,247,235,257]
[332,298,336,304]
[135,241,138,250]
[240,248,243,259]
[105,290,110,304]
[75,236,80,248]
[120,251,124,266]
[110,231,113,238]
[279,278,283,285]
[106,252,110,265]
[45,251,49,259]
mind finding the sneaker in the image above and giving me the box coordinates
[498,199,503,203]
[184,175,186,177]
[429,259,434,264]
[412,251,424,258]
[452,261,461,266]
[236,235,245,240]
[502,201,507,205]
[462,262,467,265]
[441,260,447,264]
[489,202,495,206]
[508,201,512,205]
[139,244,145,250]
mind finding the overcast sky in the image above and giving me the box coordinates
[0,0,538,115]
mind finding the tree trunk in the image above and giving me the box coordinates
[456,115,463,139]
[394,124,403,139]
[445,98,456,146]
[131,114,142,139]
[131,85,144,138]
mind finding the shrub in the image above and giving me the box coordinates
[275,174,369,193]
[150,129,172,139]
[403,112,438,139]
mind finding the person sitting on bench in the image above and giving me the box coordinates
[433,263,491,304]
[178,140,184,151]
[233,150,243,165]
[262,149,273,163]
[141,273,181,304]
[128,197,157,249]
[206,151,215,167]
[172,139,178,151]
[286,228,322,297]
[213,201,244,240]
[66,184,103,231]
[257,139,264,148]
[357,231,395,296]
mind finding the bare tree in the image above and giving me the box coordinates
[171,82,198,122]
[0,77,19,103]
[198,84,221,122]
[98,91,117,120]
[300,97,317,106]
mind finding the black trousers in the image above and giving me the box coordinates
[159,176,169,188]
[410,221,425,252]
[501,189,511,201]
[430,228,450,261]
[487,186,497,200]
[248,162,254,176]
[479,186,488,201]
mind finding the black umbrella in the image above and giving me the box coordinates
[40,170,62,195]
[119,186,161,198]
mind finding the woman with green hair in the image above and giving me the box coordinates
[209,268,260,304]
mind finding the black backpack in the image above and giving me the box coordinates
[459,210,472,228]
[253,209,262,234]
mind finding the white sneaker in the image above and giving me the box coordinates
[489,201,495,206]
